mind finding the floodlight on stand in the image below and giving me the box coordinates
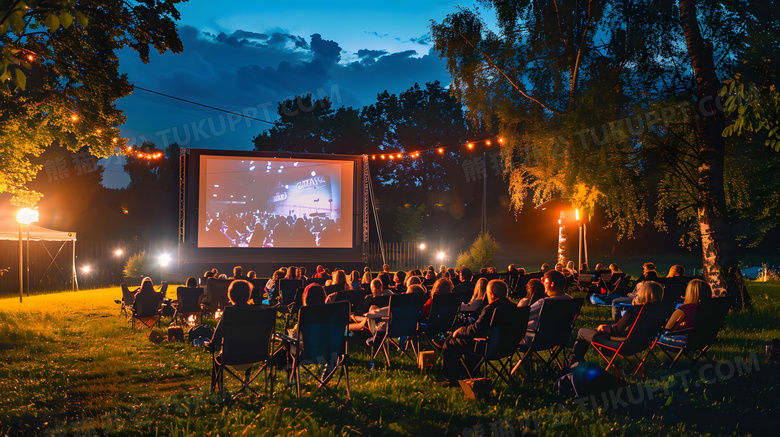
[159,253,171,267]
[437,251,446,261]
[16,208,39,225]
[419,243,426,250]
[81,265,91,274]
[114,249,124,257]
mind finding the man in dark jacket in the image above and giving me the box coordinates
[440,279,516,386]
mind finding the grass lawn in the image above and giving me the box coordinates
[1,282,779,436]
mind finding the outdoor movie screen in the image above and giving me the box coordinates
[197,155,355,248]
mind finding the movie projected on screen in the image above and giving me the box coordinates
[198,155,355,248]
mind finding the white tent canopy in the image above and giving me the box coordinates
[0,218,77,242]
[0,217,77,293]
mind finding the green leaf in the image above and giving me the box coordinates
[9,10,26,35]
[44,13,60,32]
[74,10,89,28]
[59,12,73,29]
[12,68,27,90]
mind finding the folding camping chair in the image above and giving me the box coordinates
[417,293,463,367]
[463,306,530,387]
[132,287,164,330]
[370,293,426,367]
[512,297,584,377]
[591,302,675,379]
[283,301,351,399]
[119,283,135,319]
[210,306,277,401]
[651,298,731,367]
[174,286,204,325]
[204,277,233,314]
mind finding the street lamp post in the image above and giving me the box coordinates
[16,208,39,303]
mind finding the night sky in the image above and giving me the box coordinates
[101,1,461,188]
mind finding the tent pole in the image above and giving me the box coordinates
[26,226,30,296]
[19,223,23,303]
[72,238,78,292]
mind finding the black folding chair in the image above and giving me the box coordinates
[464,306,530,386]
[512,298,584,376]
[418,293,463,365]
[651,298,731,367]
[658,276,691,303]
[332,289,368,313]
[132,289,164,330]
[591,302,675,379]
[211,306,277,401]
[174,286,204,325]
[285,301,351,399]
[276,281,303,330]
[205,278,233,314]
[371,293,426,367]
[119,283,135,319]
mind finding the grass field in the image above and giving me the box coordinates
[1,282,779,436]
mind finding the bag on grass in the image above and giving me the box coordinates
[188,325,214,345]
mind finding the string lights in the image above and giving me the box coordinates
[369,137,504,161]
[125,145,164,160]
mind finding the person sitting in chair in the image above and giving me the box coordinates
[517,278,546,308]
[568,281,664,365]
[656,279,710,349]
[205,279,252,352]
[439,280,515,387]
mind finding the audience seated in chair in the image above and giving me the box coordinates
[459,277,488,313]
[207,280,253,351]
[568,281,664,365]
[517,278,547,308]
[132,277,164,329]
[421,278,454,320]
[439,279,516,386]
[453,268,474,296]
[525,270,573,334]
[656,279,710,349]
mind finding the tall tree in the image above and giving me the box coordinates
[431,0,778,299]
[0,0,185,206]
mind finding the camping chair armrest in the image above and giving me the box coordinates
[273,333,296,343]
[662,327,693,335]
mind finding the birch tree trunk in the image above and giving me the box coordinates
[679,0,746,307]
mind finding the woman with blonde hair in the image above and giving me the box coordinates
[361,270,373,285]
[656,279,711,349]
[666,265,686,278]
[331,269,348,292]
[460,277,488,312]
[664,279,709,331]
[349,270,361,290]
[569,281,664,365]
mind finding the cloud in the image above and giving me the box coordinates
[410,34,431,45]
[115,25,450,153]
[356,49,389,65]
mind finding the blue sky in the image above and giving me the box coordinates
[101,0,464,187]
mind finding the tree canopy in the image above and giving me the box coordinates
[431,0,779,297]
[253,81,503,241]
[0,0,185,206]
